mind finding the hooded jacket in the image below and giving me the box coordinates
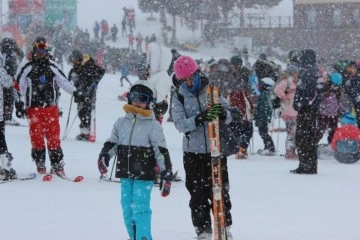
[293,49,323,112]
[171,76,232,154]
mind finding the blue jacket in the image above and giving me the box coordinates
[172,76,232,154]
[120,64,129,77]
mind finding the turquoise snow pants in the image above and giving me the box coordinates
[121,178,153,240]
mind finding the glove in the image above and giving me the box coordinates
[159,170,173,197]
[210,104,227,121]
[195,104,226,126]
[73,90,84,103]
[15,101,25,118]
[98,152,110,175]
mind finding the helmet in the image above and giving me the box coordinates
[341,113,356,125]
[330,72,343,86]
[34,36,47,51]
[174,55,198,79]
[230,55,243,67]
[128,80,157,109]
[69,50,83,63]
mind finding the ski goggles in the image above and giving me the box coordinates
[35,42,47,53]
[128,92,151,104]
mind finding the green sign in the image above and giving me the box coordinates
[44,0,77,30]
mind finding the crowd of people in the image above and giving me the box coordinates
[1,24,360,240]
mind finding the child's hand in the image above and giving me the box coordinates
[98,152,110,174]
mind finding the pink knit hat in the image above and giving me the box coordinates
[174,55,198,79]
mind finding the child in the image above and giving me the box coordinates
[274,65,299,159]
[97,80,173,240]
[331,113,360,163]
[315,72,343,144]
[254,77,276,156]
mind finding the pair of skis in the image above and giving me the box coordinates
[206,84,228,240]
[0,173,84,184]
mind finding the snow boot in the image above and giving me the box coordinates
[285,148,298,159]
[197,232,211,240]
[0,152,17,180]
[290,167,317,175]
[51,160,65,176]
[226,226,233,240]
[236,147,248,159]
[257,149,276,156]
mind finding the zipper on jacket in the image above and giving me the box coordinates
[126,115,137,178]
[196,96,208,153]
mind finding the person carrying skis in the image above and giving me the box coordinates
[171,55,233,240]
[0,54,17,181]
[15,36,76,175]
[68,50,105,141]
[97,80,173,240]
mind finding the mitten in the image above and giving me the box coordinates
[159,170,173,197]
[15,101,25,118]
[98,152,110,175]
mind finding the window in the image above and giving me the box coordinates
[353,9,360,25]
[306,8,317,29]
[333,9,342,27]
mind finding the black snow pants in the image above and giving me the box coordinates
[183,152,232,235]
[295,108,318,172]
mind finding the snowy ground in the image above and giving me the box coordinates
[2,68,360,240]
[1,1,360,240]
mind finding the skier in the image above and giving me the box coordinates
[93,20,100,40]
[1,38,24,126]
[291,49,324,174]
[0,54,17,181]
[97,80,173,240]
[68,50,105,141]
[171,55,233,240]
[110,24,119,42]
[119,62,131,87]
[15,36,76,175]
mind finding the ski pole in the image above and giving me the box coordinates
[62,96,73,139]
[109,155,117,181]
[62,112,78,140]
[276,117,281,152]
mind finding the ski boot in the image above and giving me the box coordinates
[76,133,90,141]
[0,152,17,180]
[35,160,46,174]
[51,160,65,176]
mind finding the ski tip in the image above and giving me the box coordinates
[74,176,84,182]
[88,135,96,143]
[29,173,37,178]
[43,174,53,181]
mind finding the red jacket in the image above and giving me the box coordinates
[228,90,254,121]
[331,125,360,151]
